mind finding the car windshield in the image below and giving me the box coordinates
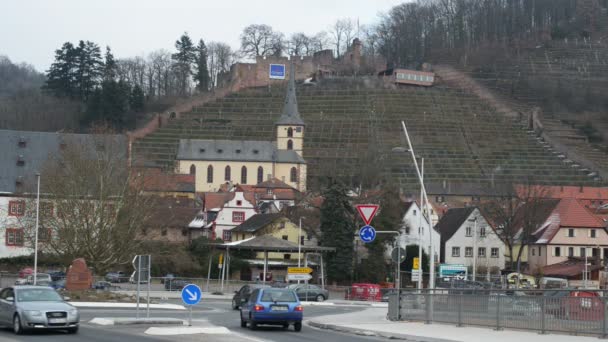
[17,288,63,302]
[261,290,297,302]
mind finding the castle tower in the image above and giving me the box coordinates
[275,62,305,158]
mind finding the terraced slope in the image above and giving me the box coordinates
[132,79,599,190]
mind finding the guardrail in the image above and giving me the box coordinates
[388,289,608,337]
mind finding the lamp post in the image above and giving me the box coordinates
[298,216,305,284]
[392,147,424,290]
[468,217,478,282]
[33,173,41,286]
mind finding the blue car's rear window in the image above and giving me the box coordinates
[261,289,297,302]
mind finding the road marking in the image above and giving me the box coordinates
[145,327,230,335]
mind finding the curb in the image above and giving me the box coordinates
[90,317,185,326]
[306,320,457,342]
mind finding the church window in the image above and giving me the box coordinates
[225,166,231,181]
[287,139,293,150]
[287,127,293,137]
[257,167,263,184]
[189,164,196,175]
[207,165,213,183]
[241,166,247,184]
[290,167,298,183]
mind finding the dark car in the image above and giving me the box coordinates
[161,273,175,285]
[240,288,303,331]
[49,271,66,282]
[51,279,66,290]
[164,279,191,291]
[232,284,270,310]
[288,284,329,302]
[93,281,119,291]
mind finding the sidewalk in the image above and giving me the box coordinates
[307,308,594,342]
[116,290,233,300]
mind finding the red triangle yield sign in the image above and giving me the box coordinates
[356,204,379,225]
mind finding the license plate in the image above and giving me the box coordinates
[48,318,67,324]
[271,306,288,311]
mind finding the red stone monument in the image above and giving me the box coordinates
[65,258,93,291]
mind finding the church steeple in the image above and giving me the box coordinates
[276,61,305,126]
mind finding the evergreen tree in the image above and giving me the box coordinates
[194,39,210,92]
[130,84,145,113]
[43,42,78,98]
[171,32,196,96]
[103,46,117,81]
[319,180,355,284]
[85,79,131,129]
[74,40,103,101]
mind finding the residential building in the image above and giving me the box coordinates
[198,187,257,241]
[398,201,440,260]
[0,196,31,258]
[140,168,196,199]
[528,198,608,278]
[436,207,506,273]
[139,197,200,243]
[176,63,307,192]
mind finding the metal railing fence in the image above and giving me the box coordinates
[388,289,608,337]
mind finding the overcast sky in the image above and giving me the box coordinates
[1,0,407,72]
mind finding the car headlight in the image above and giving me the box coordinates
[69,308,78,315]
[26,310,42,316]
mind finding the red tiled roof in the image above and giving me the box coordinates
[554,198,605,228]
[141,169,195,193]
[255,178,295,189]
[542,259,602,278]
[202,192,234,210]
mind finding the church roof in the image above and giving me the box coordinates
[276,62,305,126]
[177,139,305,164]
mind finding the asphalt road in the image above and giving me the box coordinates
[0,299,387,342]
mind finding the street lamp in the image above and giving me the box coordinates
[392,147,424,290]
[468,217,478,282]
[298,216,306,268]
[33,173,41,286]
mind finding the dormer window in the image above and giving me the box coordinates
[16,155,25,167]
[235,149,241,154]
[217,149,223,153]
[253,149,259,154]
[18,137,26,148]
[199,148,206,153]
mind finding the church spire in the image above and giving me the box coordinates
[276,61,305,126]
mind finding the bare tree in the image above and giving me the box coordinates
[207,42,237,89]
[240,24,284,58]
[482,182,552,272]
[310,32,329,53]
[15,132,156,274]
[288,33,310,56]
[330,18,355,57]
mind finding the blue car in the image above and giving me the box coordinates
[240,288,303,332]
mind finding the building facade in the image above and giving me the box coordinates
[398,201,440,260]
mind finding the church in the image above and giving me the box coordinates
[176,63,307,192]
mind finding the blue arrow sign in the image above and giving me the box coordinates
[181,284,202,306]
[359,225,376,243]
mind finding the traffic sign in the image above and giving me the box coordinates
[287,274,312,281]
[391,248,406,263]
[413,257,420,270]
[181,284,202,306]
[359,225,376,243]
[288,267,313,274]
[411,269,420,281]
[356,204,379,225]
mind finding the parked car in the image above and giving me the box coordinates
[239,287,303,331]
[164,279,191,291]
[49,271,66,282]
[51,279,66,290]
[232,284,270,310]
[93,281,119,291]
[0,286,79,334]
[288,284,329,302]
[19,273,52,285]
[161,273,175,284]
[105,271,128,283]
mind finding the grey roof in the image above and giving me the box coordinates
[276,62,305,126]
[435,207,476,242]
[232,213,284,233]
[0,129,127,194]
[177,139,305,164]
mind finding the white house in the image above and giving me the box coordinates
[436,207,505,274]
[397,202,440,261]
[200,187,257,241]
[0,196,32,258]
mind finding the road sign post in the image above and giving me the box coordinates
[359,225,377,243]
[356,204,379,225]
[181,284,202,326]
[132,255,151,320]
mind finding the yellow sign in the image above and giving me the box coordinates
[288,267,313,274]
[413,257,420,270]
[218,253,223,265]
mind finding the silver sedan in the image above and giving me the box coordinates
[0,286,79,334]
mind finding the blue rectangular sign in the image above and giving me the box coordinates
[269,64,286,79]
